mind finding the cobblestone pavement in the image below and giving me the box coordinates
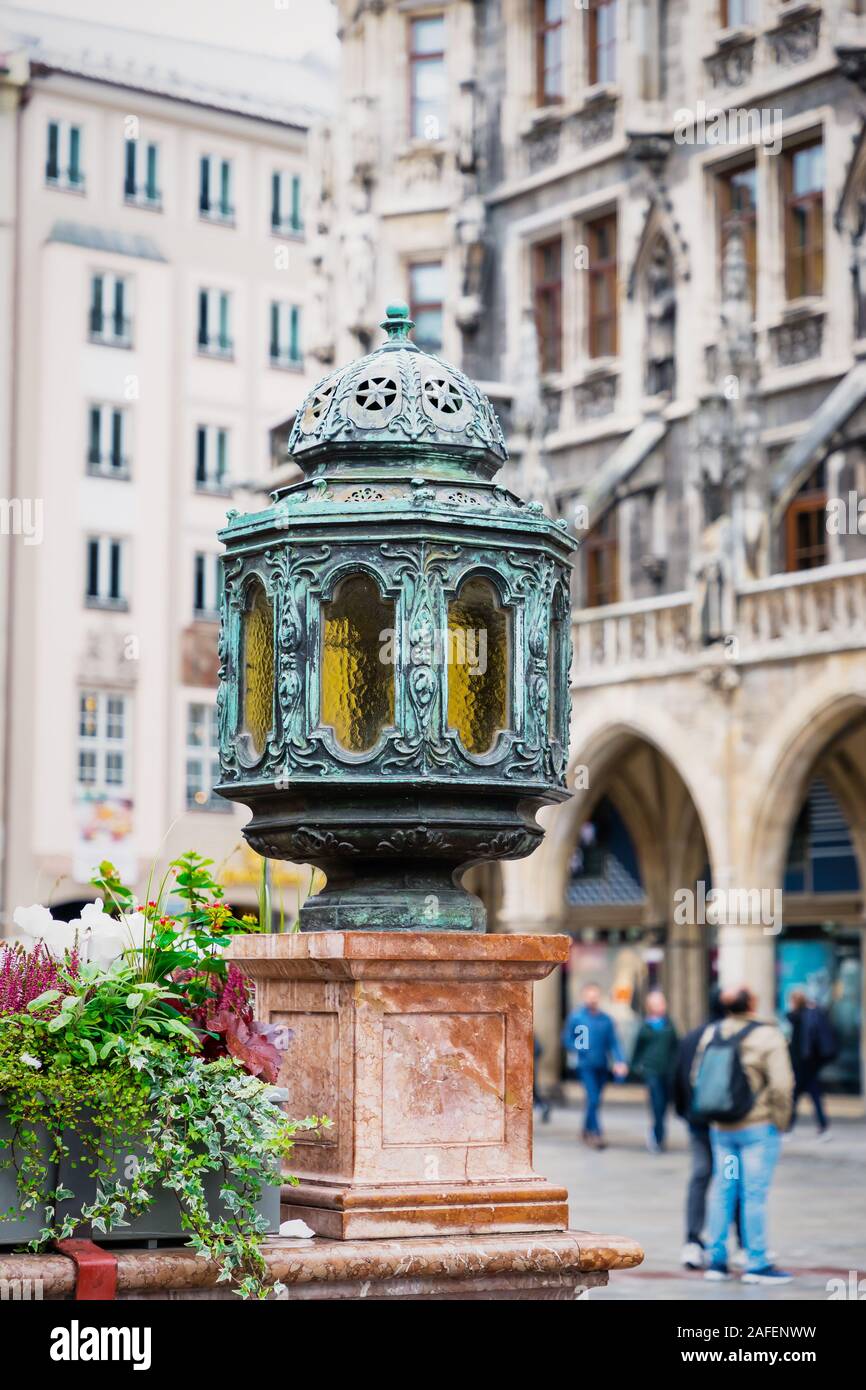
[532,1097,866,1301]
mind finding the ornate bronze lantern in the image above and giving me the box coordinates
[217,304,575,931]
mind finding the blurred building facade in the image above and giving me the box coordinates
[328,0,866,1091]
[0,10,333,923]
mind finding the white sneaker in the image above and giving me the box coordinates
[731,1248,748,1269]
[681,1242,706,1270]
[816,1129,832,1144]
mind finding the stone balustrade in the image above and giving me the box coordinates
[571,592,694,687]
[735,560,866,662]
[571,561,866,686]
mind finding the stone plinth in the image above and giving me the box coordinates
[225,932,570,1240]
[0,1231,643,1300]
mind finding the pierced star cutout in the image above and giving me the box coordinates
[423,377,464,415]
[355,375,398,412]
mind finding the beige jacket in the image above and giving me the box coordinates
[693,1016,794,1132]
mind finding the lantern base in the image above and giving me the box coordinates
[299,865,485,933]
[232,782,560,933]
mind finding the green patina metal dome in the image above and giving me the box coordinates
[287,303,507,471]
[217,303,576,933]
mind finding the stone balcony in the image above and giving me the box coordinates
[571,561,866,688]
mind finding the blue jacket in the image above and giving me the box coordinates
[562,1006,625,1073]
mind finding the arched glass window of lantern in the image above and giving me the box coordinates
[446,575,510,755]
[320,571,395,754]
[548,580,569,741]
[239,577,275,762]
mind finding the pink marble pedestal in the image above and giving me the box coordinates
[225,932,571,1240]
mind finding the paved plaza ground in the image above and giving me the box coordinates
[532,1092,866,1301]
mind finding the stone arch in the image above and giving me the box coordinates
[748,686,866,888]
[539,710,721,916]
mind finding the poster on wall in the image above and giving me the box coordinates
[73,794,136,886]
[777,938,862,1092]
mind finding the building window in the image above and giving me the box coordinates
[87,405,129,478]
[269,302,302,368]
[78,692,130,794]
[46,119,84,191]
[89,273,131,347]
[193,552,223,618]
[720,0,755,26]
[409,14,447,141]
[535,0,564,106]
[584,510,619,607]
[408,262,444,352]
[199,154,234,223]
[85,537,127,608]
[785,462,827,572]
[588,0,617,85]
[718,161,757,308]
[587,212,618,358]
[195,426,230,491]
[271,171,302,235]
[197,289,233,358]
[185,704,227,811]
[124,138,160,208]
[532,236,563,374]
[783,140,824,301]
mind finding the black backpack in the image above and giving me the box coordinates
[691,1021,761,1124]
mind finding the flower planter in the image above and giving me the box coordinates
[0,1107,56,1244]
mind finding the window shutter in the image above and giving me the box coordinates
[124,139,136,197]
[196,426,207,483]
[271,171,281,229]
[111,410,123,469]
[219,293,230,350]
[220,160,231,216]
[198,289,208,346]
[90,275,103,334]
[69,126,81,184]
[88,407,101,466]
[291,175,301,230]
[87,539,100,597]
[109,542,122,600]
[270,302,280,359]
[146,143,158,200]
[199,155,209,212]
[46,121,59,180]
[290,305,300,361]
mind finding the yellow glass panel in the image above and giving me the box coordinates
[241,581,274,758]
[447,577,509,754]
[321,573,394,752]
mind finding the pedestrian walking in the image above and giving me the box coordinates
[787,990,837,1141]
[692,986,795,1284]
[674,993,746,1271]
[561,983,628,1149]
[630,991,678,1153]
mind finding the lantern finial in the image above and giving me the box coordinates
[380,301,415,343]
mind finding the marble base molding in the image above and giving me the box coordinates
[225,932,571,1240]
[0,1231,644,1300]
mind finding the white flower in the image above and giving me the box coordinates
[69,898,125,966]
[20,1053,42,1070]
[13,903,57,937]
[13,903,81,960]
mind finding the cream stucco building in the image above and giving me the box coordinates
[0,10,334,924]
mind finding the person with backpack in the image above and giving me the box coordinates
[674,991,746,1270]
[630,991,679,1152]
[691,986,794,1284]
[561,983,628,1149]
[787,990,836,1141]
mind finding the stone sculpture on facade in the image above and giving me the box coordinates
[645,237,676,398]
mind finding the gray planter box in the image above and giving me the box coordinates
[2,1087,285,1246]
[0,1108,56,1244]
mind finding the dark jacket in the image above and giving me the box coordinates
[788,1005,838,1072]
[561,1006,624,1073]
[673,1022,706,1121]
[631,1018,679,1080]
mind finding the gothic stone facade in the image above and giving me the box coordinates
[325,0,866,1090]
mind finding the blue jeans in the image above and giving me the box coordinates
[647,1075,671,1147]
[707,1123,781,1272]
[580,1066,607,1136]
